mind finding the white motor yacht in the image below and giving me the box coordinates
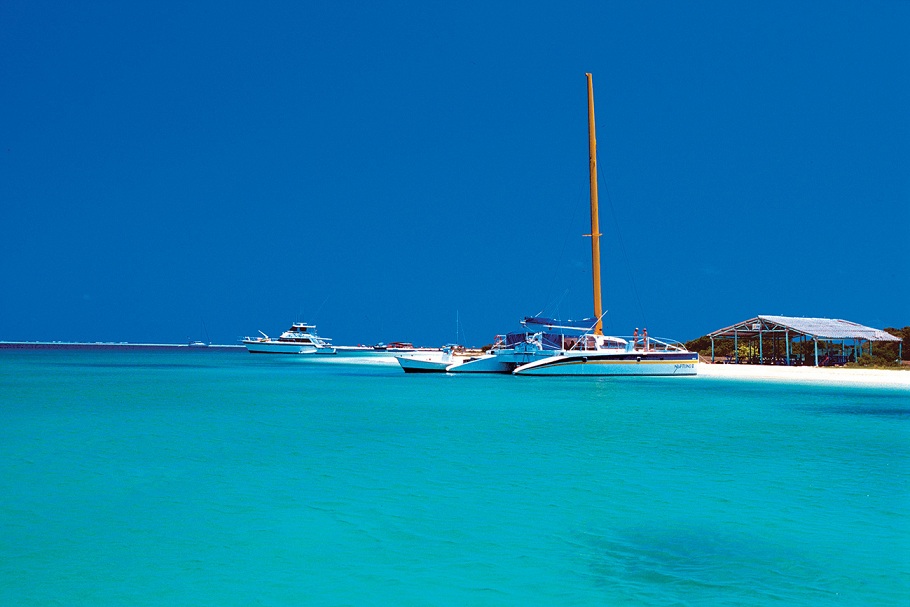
[242,323,336,354]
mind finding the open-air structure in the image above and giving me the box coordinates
[707,315,901,366]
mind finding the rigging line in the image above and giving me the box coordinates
[456,312,469,346]
[312,296,330,321]
[532,288,570,322]
[553,288,569,316]
[598,165,647,328]
[540,180,585,317]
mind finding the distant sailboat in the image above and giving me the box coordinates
[187,319,210,347]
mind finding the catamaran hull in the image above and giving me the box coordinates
[446,350,557,373]
[513,352,698,376]
[396,350,541,373]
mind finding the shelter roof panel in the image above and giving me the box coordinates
[708,315,900,342]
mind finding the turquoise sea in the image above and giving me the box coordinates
[1,348,907,606]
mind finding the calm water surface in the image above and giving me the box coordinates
[1,349,907,606]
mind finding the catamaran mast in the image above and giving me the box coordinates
[586,73,604,336]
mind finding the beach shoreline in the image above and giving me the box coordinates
[697,361,910,389]
[0,341,244,351]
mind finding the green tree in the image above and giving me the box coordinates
[882,326,909,362]
[684,335,734,358]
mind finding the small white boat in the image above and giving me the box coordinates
[395,346,471,373]
[242,323,336,354]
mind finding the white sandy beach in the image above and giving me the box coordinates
[698,361,910,389]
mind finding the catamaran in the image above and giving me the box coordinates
[399,73,697,376]
[426,318,589,374]
[512,74,696,376]
[511,320,697,376]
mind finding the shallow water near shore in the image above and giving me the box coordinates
[1,348,907,606]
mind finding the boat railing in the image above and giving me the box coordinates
[561,333,689,353]
[492,327,690,354]
[622,335,689,353]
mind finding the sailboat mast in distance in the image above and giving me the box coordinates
[586,73,604,335]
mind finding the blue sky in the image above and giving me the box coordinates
[2,1,907,346]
